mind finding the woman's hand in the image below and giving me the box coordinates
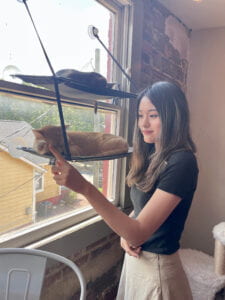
[120,237,141,258]
[49,145,91,195]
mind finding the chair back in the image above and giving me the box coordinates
[0,248,86,300]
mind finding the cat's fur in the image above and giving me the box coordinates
[32,125,129,157]
[56,69,114,89]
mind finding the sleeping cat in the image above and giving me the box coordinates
[32,125,129,157]
[56,69,114,89]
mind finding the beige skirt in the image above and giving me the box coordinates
[116,250,192,300]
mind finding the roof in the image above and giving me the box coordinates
[0,120,49,166]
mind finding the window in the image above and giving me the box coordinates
[34,171,44,193]
[0,0,132,246]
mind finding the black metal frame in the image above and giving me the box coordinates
[17,0,135,162]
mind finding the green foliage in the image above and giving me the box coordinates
[0,94,106,132]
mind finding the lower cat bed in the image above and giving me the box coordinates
[18,146,133,162]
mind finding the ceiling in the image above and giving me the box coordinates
[158,0,225,30]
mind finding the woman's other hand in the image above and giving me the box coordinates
[120,237,141,258]
[49,144,91,195]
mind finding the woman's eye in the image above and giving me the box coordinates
[150,114,158,118]
[138,114,143,118]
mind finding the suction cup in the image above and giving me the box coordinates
[88,25,99,39]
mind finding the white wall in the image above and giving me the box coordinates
[181,27,225,255]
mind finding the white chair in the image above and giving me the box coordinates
[0,248,86,300]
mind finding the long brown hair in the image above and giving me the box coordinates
[126,81,196,192]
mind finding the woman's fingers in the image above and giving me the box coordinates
[120,237,141,258]
[52,164,61,175]
[49,144,66,163]
[49,144,69,176]
[127,247,140,258]
[128,246,141,257]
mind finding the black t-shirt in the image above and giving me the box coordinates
[130,150,198,254]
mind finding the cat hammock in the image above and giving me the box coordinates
[18,146,133,164]
[12,74,137,101]
[17,0,134,162]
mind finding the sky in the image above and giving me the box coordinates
[0,0,112,79]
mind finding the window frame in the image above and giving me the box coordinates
[34,171,44,193]
[0,0,133,248]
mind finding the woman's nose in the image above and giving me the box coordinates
[142,116,150,128]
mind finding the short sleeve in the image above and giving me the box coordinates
[157,151,198,199]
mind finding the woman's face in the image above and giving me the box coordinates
[138,96,161,148]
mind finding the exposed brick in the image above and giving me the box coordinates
[164,42,173,59]
[87,264,120,299]
[140,73,152,87]
[41,237,123,300]
[90,241,111,259]
[85,289,97,300]
[161,57,171,75]
[69,290,80,300]
[171,48,181,65]
[142,52,150,64]
[151,30,166,52]
[140,0,188,88]
[141,63,151,75]
[143,28,152,43]
[102,285,118,300]
[145,0,171,19]
[150,7,165,32]
[151,69,171,83]
[142,39,152,54]
[86,237,107,251]
[181,59,188,75]
[151,49,162,70]
[175,65,184,82]
[71,249,83,259]
[74,253,89,267]
[108,232,119,241]
[43,269,63,288]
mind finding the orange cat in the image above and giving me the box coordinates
[32,125,129,157]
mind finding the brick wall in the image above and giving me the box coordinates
[41,233,123,300]
[139,0,190,91]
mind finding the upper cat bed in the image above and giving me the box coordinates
[12,72,137,101]
[18,146,133,162]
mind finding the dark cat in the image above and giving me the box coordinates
[56,69,114,89]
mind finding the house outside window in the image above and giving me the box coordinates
[0,0,133,247]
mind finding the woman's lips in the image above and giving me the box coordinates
[142,130,153,135]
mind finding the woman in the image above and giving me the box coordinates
[50,81,198,299]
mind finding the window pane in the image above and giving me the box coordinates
[0,92,118,235]
[1,0,113,79]
[0,0,121,239]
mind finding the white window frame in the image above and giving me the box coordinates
[0,0,133,248]
[34,171,44,193]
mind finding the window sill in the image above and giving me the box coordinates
[36,207,131,258]
[27,215,104,249]
[30,215,114,258]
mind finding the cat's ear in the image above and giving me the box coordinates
[32,129,44,138]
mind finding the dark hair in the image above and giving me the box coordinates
[126,81,196,192]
